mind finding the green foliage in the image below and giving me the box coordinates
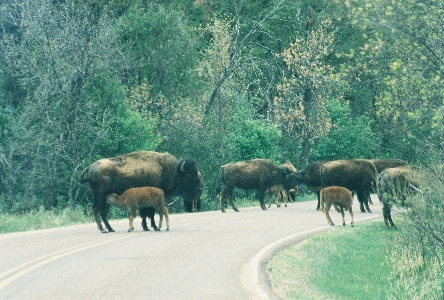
[385,166,444,299]
[226,108,282,161]
[98,104,161,157]
[310,99,380,160]
[115,1,200,100]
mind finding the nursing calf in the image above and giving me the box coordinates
[107,187,170,232]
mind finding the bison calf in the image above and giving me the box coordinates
[106,187,170,232]
[320,186,354,227]
[267,185,298,208]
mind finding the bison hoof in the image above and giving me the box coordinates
[166,228,169,231]
[234,209,240,212]
[330,223,335,226]
[108,228,115,233]
[154,228,160,232]
[128,227,134,232]
[367,210,373,213]
[101,230,108,234]
[261,207,268,211]
[143,227,150,231]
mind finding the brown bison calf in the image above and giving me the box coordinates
[106,187,170,232]
[320,186,354,227]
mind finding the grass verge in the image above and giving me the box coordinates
[266,221,392,300]
[0,206,93,234]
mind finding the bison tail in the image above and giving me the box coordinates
[219,166,226,185]
[79,166,91,184]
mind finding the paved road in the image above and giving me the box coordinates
[0,198,383,300]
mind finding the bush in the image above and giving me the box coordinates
[310,99,380,160]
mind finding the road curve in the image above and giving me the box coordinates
[0,197,382,300]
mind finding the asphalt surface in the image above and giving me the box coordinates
[0,197,383,300]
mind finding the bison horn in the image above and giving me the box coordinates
[180,161,186,173]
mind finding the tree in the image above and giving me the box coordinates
[0,1,160,212]
[350,0,444,163]
[273,19,349,167]
[310,99,379,161]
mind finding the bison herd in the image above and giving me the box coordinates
[80,151,420,233]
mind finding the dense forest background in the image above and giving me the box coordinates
[0,0,443,213]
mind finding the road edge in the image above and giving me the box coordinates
[247,214,382,299]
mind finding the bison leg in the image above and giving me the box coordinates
[128,208,137,232]
[161,206,170,231]
[220,188,239,212]
[100,203,115,233]
[91,192,108,233]
[323,203,335,226]
[139,207,158,231]
[348,205,354,227]
[184,200,193,213]
[91,204,106,233]
[316,191,321,211]
[276,190,282,208]
[357,191,372,213]
[382,202,396,228]
[267,190,273,208]
[257,190,267,210]
[340,207,346,226]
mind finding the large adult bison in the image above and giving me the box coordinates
[285,161,327,210]
[370,158,408,173]
[219,159,297,212]
[80,151,202,233]
[377,166,420,228]
[320,159,378,213]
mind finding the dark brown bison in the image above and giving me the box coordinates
[80,151,202,233]
[285,161,327,210]
[370,158,408,173]
[377,166,420,228]
[320,159,378,213]
[191,171,204,212]
[219,159,297,212]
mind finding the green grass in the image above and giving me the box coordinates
[266,221,392,300]
[0,206,93,234]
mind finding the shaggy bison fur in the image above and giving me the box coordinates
[219,159,297,212]
[80,151,201,233]
[370,158,408,173]
[377,166,419,228]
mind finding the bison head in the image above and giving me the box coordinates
[175,159,201,202]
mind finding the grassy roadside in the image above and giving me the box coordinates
[0,206,93,234]
[266,221,392,300]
